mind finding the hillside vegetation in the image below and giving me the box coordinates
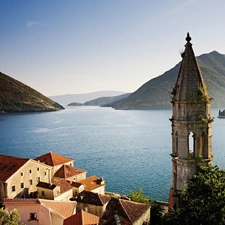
[112,51,225,109]
[0,72,64,113]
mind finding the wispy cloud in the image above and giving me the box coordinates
[26,20,43,28]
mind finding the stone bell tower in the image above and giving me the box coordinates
[170,33,213,205]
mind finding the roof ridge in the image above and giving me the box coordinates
[49,151,54,166]
[119,199,133,223]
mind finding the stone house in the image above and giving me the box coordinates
[69,181,85,196]
[53,164,87,183]
[74,191,111,218]
[63,210,100,225]
[35,151,74,179]
[0,154,52,205]
[37,180,73,201]
[78,175,106,195]
[3,198,76,225]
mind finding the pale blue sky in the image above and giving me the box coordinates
[0,0,225,96]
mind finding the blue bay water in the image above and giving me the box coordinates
[0,107,225,201]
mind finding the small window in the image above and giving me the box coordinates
[21,183,24,189]
[41,191,45,196]
[12,186,16,192]
[44,172,47,176]
[21,172,23,176]
[29,170,32,173]
[29,213,37,221]
[37,167,39,171]
[29,180,33,185]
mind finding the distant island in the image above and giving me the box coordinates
[67,93,130,107]
[68,102,83,106]
[0,72,64,113]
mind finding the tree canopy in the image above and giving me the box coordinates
[0,208,23,225]
[163,165,225,225]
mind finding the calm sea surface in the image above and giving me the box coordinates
[1,107,225,201]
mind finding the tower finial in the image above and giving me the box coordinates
[186,32,191,42]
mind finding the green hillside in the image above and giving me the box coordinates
[0,72,64,113]
[113,51,225,110]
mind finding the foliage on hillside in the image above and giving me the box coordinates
[114,51,225,109]
[0,72,64,113]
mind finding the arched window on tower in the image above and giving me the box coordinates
[188,132,195,159]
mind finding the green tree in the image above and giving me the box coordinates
[0,208,24,225]
[129,189,150,204]
[129,189,164,225]
[163,165,225,225]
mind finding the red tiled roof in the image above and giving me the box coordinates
[102,198,150,224]
[63,210,99,225]
[54,165,86,179]
[40,199,76,219]
[74,191,110,206]
[54,179,73,194]
[78,175,105,191]
[4,198,41,204]
[0,155,29,181]
[35,151,73,166]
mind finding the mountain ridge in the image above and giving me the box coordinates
[0,72,64,113]
[112,51,225,110]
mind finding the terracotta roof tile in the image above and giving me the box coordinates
[35,151,73,166]
[40,199,76,218]
[3,198,76,219]
[54,165,86,179]
[54,179,73,194]
[120,199,150,223]
[0,154,29,181]
[4,198,41,204]
[78,175,105,191]
[102,198,150,224]
[74,191,110,206]
[63,210,100,225]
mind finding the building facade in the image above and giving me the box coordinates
[0,155,52,205]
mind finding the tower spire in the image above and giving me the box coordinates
[169,33,213,208]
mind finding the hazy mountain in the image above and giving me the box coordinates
[0,72,64,113]
[50,91,126,106]
[113,51,225,110]
[83,93,130,106]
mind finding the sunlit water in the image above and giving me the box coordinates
[0,107,225,201]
